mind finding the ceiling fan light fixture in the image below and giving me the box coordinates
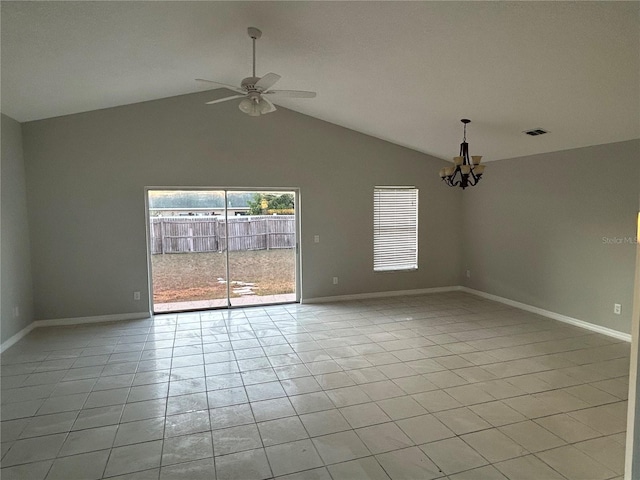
[238,97,257,115]
[258,98,272,114]
[238,95,272,116]
[198,27,316,117]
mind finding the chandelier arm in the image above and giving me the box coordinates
[471,170,484,185]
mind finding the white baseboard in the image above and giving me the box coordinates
[302,285,630,342]
[461,287,632,342]
[3,288,629,352]
[0,312,151,354]
[302,286,462,304]
[1,322,36,353]
[35,312,151,328]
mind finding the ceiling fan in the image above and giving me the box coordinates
[196,27,316,117]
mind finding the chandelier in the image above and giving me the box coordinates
[439,119,486,189]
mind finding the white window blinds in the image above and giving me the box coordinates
[373,186,418,272]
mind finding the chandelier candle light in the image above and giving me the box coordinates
[439,119,486,189]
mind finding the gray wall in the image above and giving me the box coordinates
[630,192,640,478]
[631,252,639,478]
[22,91,462,321]
[462,140,639,334]
[1,114,34,343]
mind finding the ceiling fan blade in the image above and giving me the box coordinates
[261,97,277,114]
[195,78,245,94]
[264,90,317,98]
[255,73,281,91]
[205,94,245,105]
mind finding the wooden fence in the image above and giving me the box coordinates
[150,216,296,254]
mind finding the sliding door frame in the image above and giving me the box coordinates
[144,186,301,313]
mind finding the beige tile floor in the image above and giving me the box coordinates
[0,292,630,479]
[154,294,297,313]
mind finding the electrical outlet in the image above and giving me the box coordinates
[134,291,141,301]
[614,303,621,315]
[314,235,320,243]
[333,277,339,285]
[466,270,471,278]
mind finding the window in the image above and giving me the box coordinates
[373,186,418,271]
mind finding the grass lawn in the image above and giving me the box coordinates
[151,249,295,303]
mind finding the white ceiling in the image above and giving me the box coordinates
[2,1,639,161]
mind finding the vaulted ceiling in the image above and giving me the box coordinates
[2,1,638,161]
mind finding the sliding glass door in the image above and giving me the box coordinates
[147,189,298,313]
[227,191,297,307]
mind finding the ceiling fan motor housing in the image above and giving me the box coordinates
[241,77,262,91]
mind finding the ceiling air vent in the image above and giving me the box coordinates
[524,128,549,136]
